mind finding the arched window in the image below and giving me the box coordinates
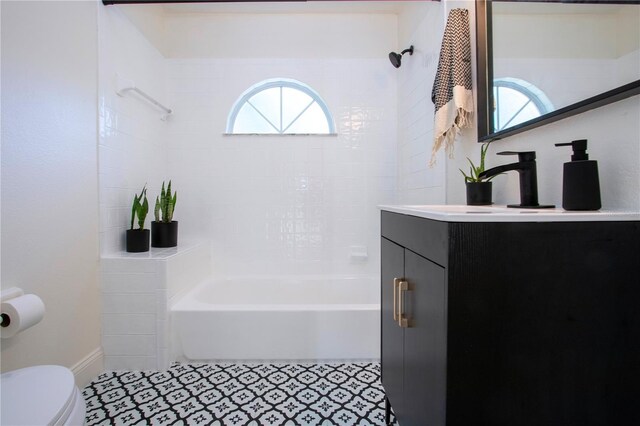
[493,77,554,131]
[226,78,335,134]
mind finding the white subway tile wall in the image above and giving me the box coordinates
[101,259,159,370]
[397,3,447,205]
[99,10,398,277]
[166,58,397,278]
[98,6,169,255]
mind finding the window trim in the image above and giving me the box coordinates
[225,78,336,135]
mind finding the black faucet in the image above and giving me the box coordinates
[478,151,554,208]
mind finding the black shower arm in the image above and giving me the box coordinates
[400,46,414,56]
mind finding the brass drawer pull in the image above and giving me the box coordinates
[393,278,400,321]
[398,280,410,328]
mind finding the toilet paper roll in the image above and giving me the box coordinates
[0,294,45,338]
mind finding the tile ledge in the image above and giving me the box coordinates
[101,240,207,260]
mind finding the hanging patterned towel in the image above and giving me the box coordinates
[430,8,473,166]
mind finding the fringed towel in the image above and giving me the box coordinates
[430,8,474,166]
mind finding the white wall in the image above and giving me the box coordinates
[164,13,397,59]
[167,57,397,278]
[1,0,101,384]
[93,7,398,284]
[98,5,169,254]
[158,11,397,278]
[448,96,640,210]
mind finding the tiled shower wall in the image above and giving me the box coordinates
[166,58,397,277]
[396,2,447,204]
[98,6,169,254]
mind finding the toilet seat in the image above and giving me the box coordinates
[1,365,85,426]
[54,387,86,426]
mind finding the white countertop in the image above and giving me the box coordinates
[379,205,640,223]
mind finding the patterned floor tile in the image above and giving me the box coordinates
[83,362,397,425]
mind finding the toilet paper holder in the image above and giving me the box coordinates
[1,287,46,338]
[0,287,24,327]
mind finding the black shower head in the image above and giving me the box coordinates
[388,45,414,68]
[388,52,402,68]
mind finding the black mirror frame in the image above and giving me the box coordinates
[476,0,640,143]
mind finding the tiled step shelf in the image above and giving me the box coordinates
[100,241,210,371]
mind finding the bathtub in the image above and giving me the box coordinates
[171,276,380,361]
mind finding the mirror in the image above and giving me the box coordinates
[477,0,640,142]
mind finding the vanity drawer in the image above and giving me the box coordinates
[381,211,448,267]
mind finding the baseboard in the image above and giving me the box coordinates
[71,347,104,388]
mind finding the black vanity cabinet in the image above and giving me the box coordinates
[381,219,447,426]
[381,210,640,426]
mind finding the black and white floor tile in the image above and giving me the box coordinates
[83,362,397,425]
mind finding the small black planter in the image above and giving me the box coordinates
[151,221,178,248]
[466,182,493,205]
[126,229,150,252]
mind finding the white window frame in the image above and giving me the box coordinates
[225,78,336,135]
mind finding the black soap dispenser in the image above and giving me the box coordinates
[554,139,601,211]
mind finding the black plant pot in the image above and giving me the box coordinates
[151,221,178,248]
[466,182,493,205]
[126,229,150,252]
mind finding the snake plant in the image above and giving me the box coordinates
[154,181,177,223]
[459,143,496,183]
[130,185,149,230]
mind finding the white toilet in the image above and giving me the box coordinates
[1,365,86,425]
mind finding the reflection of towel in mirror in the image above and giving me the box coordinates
[430,8,473,166]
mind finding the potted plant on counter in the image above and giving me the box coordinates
[151,181,178,247]
[126,185,150,252]
[460,143,496,205]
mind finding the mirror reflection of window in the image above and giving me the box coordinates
[492,78,554,132]
[492,2,640,121]
[477,1,640,140]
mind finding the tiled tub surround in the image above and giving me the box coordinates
[166,58,397,279]
[397,2,447,205]
[172,276,380,361]
[98,4,169,255]
[101,242,211,371]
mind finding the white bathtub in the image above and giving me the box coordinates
[171,276,380,361]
